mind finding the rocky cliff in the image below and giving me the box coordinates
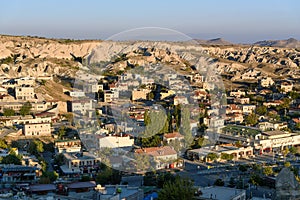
[0,35,299,81]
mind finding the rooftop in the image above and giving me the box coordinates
[262,130,289,136]
[135,146,177,157]
[199,186,245,200]
[63,152,98,161]
[68,181,96,189]
[164,132,184,139]
[100,185,142,199]
[30,184,56,192]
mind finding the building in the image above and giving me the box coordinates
[203,82,215,90]
[234,97,250,104]
[0,94,14,102]
[254,130,300,153]
[163,132,184,144]
[280,81,293,93]
[131,89,151,101]
[135,146,178,169]
[11,116,51,125]
[229,90,246,98]
[29,184,56,195]
[226,113,244,124]
[23,122,51,136]
[197,186,246,200]
[68,99,93,115]
[241,104,256,114]
[62,152,100,174]
[173,96,188,105]
[96,185,144,200]
[258,122,288,131]
[15,77,35,86]
[54,139,82,153]
[104,91,114,103]
[0,165,39,184]
[187,145,253,161]
[67,181,96,193]
[15,86,35,100]
[69,91,86,97]
[97,134,134,149]
[260,77,274,88]
[0,87,8,95]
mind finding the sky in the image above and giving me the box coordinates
[0,0,299,43]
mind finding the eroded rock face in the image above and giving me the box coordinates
[275,168,300,200]
[0,35,300,80]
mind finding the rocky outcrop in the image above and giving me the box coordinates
[275,167,300,200]
[1,35,300,80]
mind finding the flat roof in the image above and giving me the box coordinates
[200,186,245,200]
[263,130,289,136]
[67,181,96,189]
[103,185,141,199]
[63,152,97,161]
[30,184,56,192]
[60,165,81,174]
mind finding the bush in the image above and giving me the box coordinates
[214,178,224,186]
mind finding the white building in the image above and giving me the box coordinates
[97,134,134,149]
[69,99,93,115]
[69,91,85,98]
[15,86,35,101]
[23,122,51,136]
[260,77,274,88]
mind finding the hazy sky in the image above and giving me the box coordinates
[1,0,299,43]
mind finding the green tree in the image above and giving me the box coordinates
[239,165,248,172]
[95,165,121,185]
[57,126,66,139]
[288,91,300,100]
[281,98,291,109]
[3,108,15,116]
[0,139,8,149]
[289,146,298,154]
[144,110,150,126]
[142,110,166,137]
[147,92,155,100]
[139,135,162,148]
[157,172,175,188]
[54,153,65,166]
[244,113,258,125]
[214,178,225,186]
[256,106,267,116]
[284,162,291,168]
[206,153,219,161]
[158,176,196,200]
[134,153,151,172]
[296,123,300,130]
[228,177,236,188]
[174,104,181,131]
[42,171,58,182]
[28,140,44,156]
[96,167,112,185]
[263,166,273,176]
[1,151,22,165]
[221,153,234,161]
[249,174,262,186]
[19,101,32,116]
[179,106,192,146]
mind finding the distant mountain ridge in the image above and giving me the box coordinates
[194,38,233,45]
[194,37,300,48]
[253,38,300,48]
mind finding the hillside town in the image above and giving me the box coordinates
[0,38,299,200]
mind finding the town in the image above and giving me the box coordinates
[0,39,300,200]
